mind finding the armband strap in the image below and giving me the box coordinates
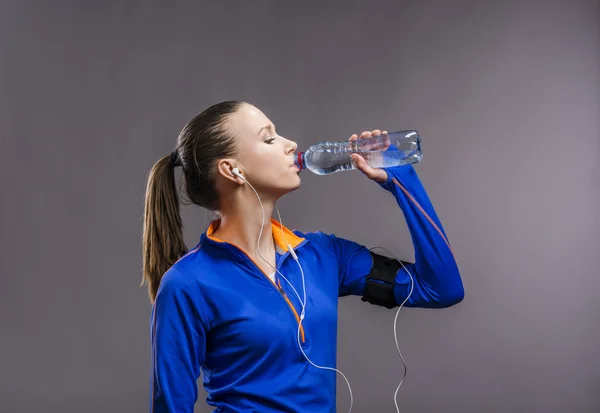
[361,251,410,309]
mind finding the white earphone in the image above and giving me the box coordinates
[231,167,243,178]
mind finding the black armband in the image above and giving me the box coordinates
[361,251,411,309]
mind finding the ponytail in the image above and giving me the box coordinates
[141,101,245,301]
[142,155,188,302]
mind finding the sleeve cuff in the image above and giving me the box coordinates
[377,164,416,191]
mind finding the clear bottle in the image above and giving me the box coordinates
[294,130,422,175]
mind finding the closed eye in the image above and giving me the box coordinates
[265,137,276,144]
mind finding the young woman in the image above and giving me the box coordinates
[143,101,464,413]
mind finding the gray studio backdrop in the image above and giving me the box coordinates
[1,1,599,412]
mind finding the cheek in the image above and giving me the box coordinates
[244,145,287,178]
[257,147,282,168]
[239,148,270,169]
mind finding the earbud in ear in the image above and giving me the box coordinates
[231,167,245,184]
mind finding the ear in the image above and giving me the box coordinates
[217,159,244,184]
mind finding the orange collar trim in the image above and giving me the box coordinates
[206,218,305,252]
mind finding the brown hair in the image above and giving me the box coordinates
[142,101,245,302]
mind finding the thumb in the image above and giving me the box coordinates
[352,154,374,175]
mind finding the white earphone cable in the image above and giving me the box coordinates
[231,168,412,413]
[368,246,414,413]
[232,169,354,413]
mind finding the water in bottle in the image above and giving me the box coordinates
[294,130,422,175]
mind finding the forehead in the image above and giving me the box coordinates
[228,104,272,136]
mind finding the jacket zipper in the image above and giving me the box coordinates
[277,279,306,343]
[236,251,306,344]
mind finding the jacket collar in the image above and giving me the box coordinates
[202,218,306,255]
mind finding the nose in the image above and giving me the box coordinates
[286,138,298,155]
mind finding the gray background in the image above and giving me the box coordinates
[1,1,599,412]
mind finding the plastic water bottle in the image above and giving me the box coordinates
[294,130,422,175]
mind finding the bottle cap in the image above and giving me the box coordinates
[294,152,305,171]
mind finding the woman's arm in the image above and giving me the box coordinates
[332,163,464,308]
[150,269,206,413]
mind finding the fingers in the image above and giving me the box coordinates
[348,129,390,183]
[381,130,391,149]
[350,129,384,140]
[361,130,380,151]
[349,129,387,151]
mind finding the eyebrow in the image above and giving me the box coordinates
[257,124,275,136]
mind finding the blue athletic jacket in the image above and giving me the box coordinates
[150,164,464,413]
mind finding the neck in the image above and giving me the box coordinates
[213,187,278,262]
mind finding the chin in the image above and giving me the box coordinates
[286,178,302,192]
[260,171,302,198]
[278,176,302,196]
[291,174,302,189]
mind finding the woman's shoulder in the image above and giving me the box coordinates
[159,245,220,292]
[292,228,345,247]
[291,228,346,260]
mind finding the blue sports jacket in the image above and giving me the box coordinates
[150,164,464,412]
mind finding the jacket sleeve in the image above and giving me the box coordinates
[150,268,206,413]
[332,164,464,308]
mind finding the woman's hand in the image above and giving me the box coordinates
[349,129,390,183]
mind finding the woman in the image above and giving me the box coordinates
[143,101,464,413]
